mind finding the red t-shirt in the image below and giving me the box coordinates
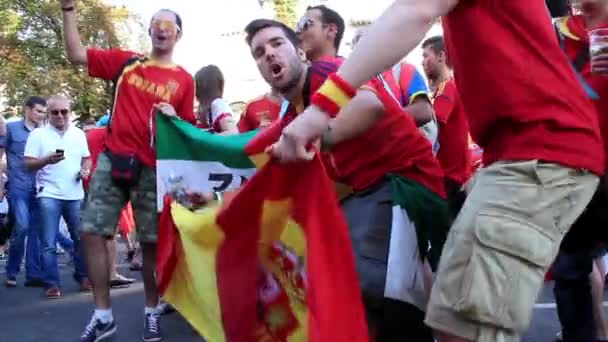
[558,15,608,168]
[433,79,472,185]
[84,127,108,191]
[87,49,196,167]
[443,1,605,175]
[282,59,445,197]
[238,95,281,132]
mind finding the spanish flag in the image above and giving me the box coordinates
[156,115,369,342]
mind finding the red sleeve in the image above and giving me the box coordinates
[238,103,255,133]
[433,82,456,124]
[176,73,197,124]
[87,48,138,80]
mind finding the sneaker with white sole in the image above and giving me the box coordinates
[143,312,162,342]
[79,316,117,342]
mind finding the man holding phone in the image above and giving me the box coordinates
[24,95,91,300]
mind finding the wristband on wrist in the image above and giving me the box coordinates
[62,6,75,12]
[311,73,357,117]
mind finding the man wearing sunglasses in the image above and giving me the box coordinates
[296,5,345,63]
[272,1,604,341]
[58,1,196,341]
[23,95,91,301]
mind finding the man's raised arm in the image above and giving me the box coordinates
[59,0,88,65]
[269,0,460,163]
[337,0,459,88]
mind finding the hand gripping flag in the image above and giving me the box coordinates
[156,114,369,342]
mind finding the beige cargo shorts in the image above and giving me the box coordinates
[425,160,598,341]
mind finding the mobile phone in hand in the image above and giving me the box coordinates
[56,149,64,157]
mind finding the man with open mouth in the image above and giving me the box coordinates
[58,1,196,341]
[244,18,448,341]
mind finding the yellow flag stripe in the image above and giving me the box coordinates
[163,203,227,342]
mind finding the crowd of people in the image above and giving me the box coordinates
[2,0,608,341]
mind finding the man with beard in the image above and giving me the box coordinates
[244,18,448,341]
[552,0,608,340]
[271,0,603,341]
[59,1,196,341]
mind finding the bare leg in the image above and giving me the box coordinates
[592,258,608,340]
[82,233,111,309]
[107,238,118,280]
[141,242,159,308]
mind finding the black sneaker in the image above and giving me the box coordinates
[143,313,162,342]
[79,316,117,342]
[5,277,16,288]
[157,301,176,315]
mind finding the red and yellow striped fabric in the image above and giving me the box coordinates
[156,156,368,342]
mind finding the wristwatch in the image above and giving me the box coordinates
[62,6,75,12]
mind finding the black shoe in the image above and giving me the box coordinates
[143,313,162,342]
[24,279,45,288]
[157,301,176,316]
[79,316,117,342]
[110,275,135,289]
[5,277,16,288]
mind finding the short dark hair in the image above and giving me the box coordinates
[421,35,445,55]
[245,19,300,48]
[153,9,183,32]
[307,5,345,51]
[24,96,46,109]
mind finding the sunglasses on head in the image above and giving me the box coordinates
[50,109,69,116]
[151,19,180,33]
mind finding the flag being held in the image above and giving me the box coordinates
[155,114,369,342]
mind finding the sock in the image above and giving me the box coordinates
[94,309,113,324]
[145,306,158,315]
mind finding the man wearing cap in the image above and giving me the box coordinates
[58,0,196,341]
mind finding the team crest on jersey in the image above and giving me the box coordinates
[167,80,180,94]
[257,111,272,126]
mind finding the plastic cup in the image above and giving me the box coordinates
[589,28,608,74]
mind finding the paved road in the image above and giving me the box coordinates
[0,257,586,342]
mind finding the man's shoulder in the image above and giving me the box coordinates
[6,119,23,130]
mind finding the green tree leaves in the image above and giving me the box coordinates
[0,0,142,121]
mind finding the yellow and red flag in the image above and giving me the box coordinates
[156,115,368,342]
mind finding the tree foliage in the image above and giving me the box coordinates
[0,0,145,121]
[273,0,298,29]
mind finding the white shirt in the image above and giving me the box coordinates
[24,124,90,200]
[206,98,234,131]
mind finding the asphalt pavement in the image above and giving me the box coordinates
[0,253,590,342]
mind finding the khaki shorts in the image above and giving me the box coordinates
[425,160,598,341]
[81,153,158,243]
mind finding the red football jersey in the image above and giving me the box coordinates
[433,79,472,185]
[283,59,446,197]
[443,1,604,175]
[83,127,107,191]
[87,49,196,167]
[238,95,281,132]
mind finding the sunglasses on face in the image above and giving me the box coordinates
[50,109,69,116]
[296,17,316,33]
[151,19,180,33]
